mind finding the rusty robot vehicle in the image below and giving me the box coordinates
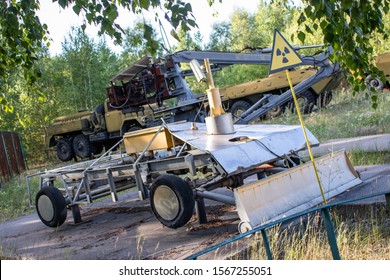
[32,45,361,233]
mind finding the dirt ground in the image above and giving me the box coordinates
[1,165,389,260]
[0,187,244,260]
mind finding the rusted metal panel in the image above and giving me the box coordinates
[0,131,27,185]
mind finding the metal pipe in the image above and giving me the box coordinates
[195,190,235,205]
[26,172,44,207]
[273,159,288,168]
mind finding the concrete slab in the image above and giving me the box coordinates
[299,134,390,157]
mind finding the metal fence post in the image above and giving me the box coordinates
[321,207,341,260]
[261,229,273,260]
[385,193,390,212]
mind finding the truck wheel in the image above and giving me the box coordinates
[91,143,104,155]
[230,100,252,120]
[319,91,333,108]
[365,75,384,91]
[56,138,74,162]
[150,175,195,229]
[290,90,315,114]
[73,134,92,159]
[36,186,67,228]
[266,104,286,119]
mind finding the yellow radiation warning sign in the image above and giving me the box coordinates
[269,29,303,74]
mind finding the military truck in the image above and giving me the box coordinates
[47,56,205,162]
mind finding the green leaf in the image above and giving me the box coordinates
[170,29,180,41]
[106,6,118,22]
[297,31,305,43]
[58,0,68,9]
[139,0,150,9]
[73,4,82,15]
[143,23,153,40]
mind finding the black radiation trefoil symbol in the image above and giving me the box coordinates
[276,47,290,63]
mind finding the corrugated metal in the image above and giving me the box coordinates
[0,131,27,185]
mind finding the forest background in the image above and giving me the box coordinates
[1,0,390,165]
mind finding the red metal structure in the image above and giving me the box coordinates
[0,131,27,185]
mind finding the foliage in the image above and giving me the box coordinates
[0,172,39,222]
[1,1,390,164]
[0,0,196,111]
[207,1,296,88]
[1,0,390,111]
[297,0,390,108]
[119,20,165,68]
[0,0,47,111]
[263,87,390,142]
[0,28,122,164]
[207,21,232,51]
[61,27,117,110]
[247,205,390,260]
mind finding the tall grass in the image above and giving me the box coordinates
[264,87,390,141]
[0,172,40,222]
[244,205,390,260]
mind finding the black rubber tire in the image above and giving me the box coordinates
[127,126,141,132]
[150,175,195,229]
[73,134,92,159]
[319,91,333,108]
[230,100,252,120]
[56,138,74,162]
[91,143,104,155]
[36,186,67,228]
[104,139,120,152]
[266,104,286,119]
[365,75,384,91]
[290,90,315,114]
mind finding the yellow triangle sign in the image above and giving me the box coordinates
[269,29,303,74]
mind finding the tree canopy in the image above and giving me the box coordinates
[1,0,389,92]
[1,0,390,164]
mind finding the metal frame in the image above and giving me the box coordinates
[28,121,361,230]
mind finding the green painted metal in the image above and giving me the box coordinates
[386,194,390,212]
[19,133,29,170]
[261,229,273,260]
[321,208,341,260]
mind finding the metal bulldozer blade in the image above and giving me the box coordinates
[234,150,362,232]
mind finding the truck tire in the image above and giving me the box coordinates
[36,186,67,228]
[289,90,315,114]
[150,175,195,229]
[365,75,384,91]
[230,100,252,120]
[56,138,74,162]
[318,91,333,108]
[73,134,92,159]
[266,104,286,119]
[91,143,104,155]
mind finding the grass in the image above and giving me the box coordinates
[1,86,390,259]
[264,87,390,141]
[347,150,390,166]
[0,171,40,223]
[244,205,390,260]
